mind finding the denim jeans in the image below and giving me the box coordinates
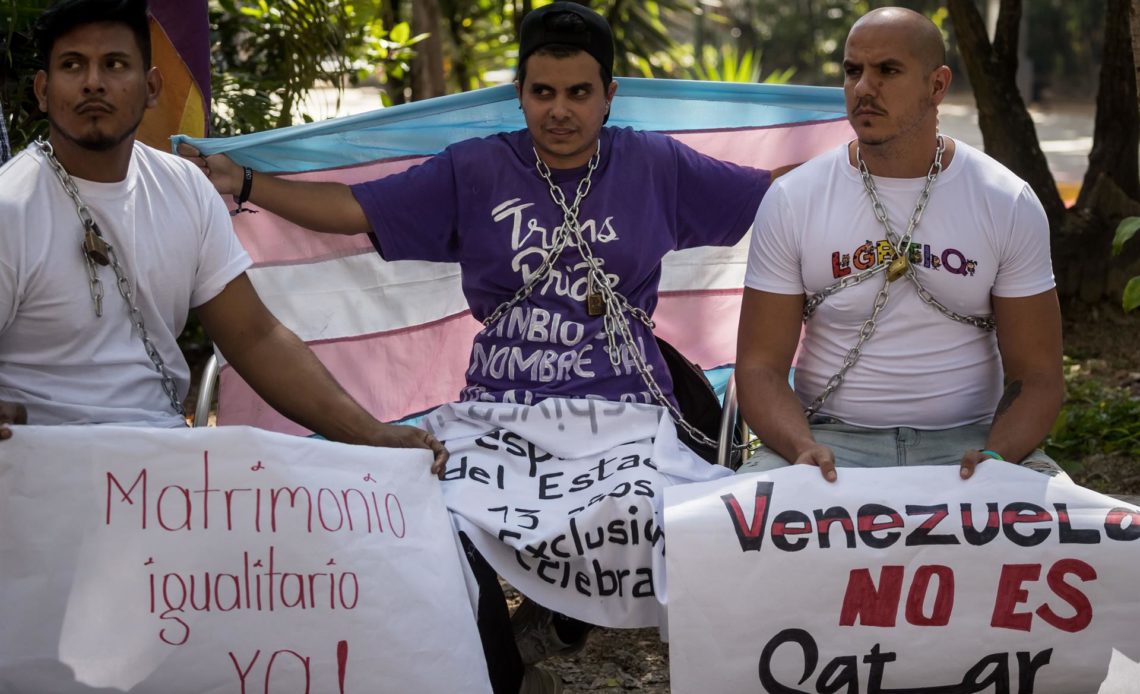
[738,417,1069,480]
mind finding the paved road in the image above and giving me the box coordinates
[940,93,1094,187]
[313,86,1097,187]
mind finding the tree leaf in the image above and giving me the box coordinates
[389,21,411,45]
[1112,216,1140,256]
[1123,276,1140,313]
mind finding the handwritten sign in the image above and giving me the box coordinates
[0,426,489,694]
[664,464,1140,693]
[426,398,732,628]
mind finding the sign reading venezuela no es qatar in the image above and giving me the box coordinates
[0,426,490,694]
[665,464,1140,693]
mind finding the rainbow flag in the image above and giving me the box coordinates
[138,0,210,146]
[177,78,851,434]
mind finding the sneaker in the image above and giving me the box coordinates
[511,598,588,664]
[1020,458,1074,483]
[518,665,563,694]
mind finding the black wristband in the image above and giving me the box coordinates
[231,167,257,216]
[236,167,253,204]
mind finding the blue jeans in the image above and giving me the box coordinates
[738,417,1069,480]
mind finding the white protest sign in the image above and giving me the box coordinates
[0,426,489,694]
[665,464,1140,693]
[425,398,732,628]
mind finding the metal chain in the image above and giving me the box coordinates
[803,271,893,416]
[35,138,186,416]
[803,135,993,417]
[481,142,720,449]
[481,144,600,328]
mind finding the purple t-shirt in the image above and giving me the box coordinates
[351,127,769,406]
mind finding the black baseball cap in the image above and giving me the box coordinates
[518,2,615,82]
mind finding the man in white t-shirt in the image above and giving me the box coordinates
[735,6,1065,482]
[0,0,446,471]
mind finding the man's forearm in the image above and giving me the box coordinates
[224,323,386,445]
[982,375,1064,463]
[737,365,816,462]
[247,174,372,237]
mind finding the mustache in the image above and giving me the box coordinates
[851,98,885,114]
[76,99,114,113]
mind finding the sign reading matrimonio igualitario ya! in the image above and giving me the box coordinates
[665,464,1140,693]
[0,426,489,694]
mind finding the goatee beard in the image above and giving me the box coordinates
[48,114,143,152]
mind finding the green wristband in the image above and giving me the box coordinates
[979,449,1004,461]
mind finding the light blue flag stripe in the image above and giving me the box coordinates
[177,78,845,173]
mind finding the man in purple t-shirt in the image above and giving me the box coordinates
[184,4,772,692]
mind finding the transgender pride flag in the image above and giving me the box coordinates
[178,78,851,434]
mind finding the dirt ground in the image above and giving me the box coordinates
[184,303,1140,693]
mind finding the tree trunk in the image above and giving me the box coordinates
[947,0,1066,227]
[514,0,534,43]
[1077,0,1139,208]
[1052,0,1140,302]
[411,0,448,101]
[380,1,408,105]
[1133,0,1140,101]
[443,4,473,92]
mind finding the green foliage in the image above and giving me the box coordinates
[1112,217,1140,312]
[688,44,795,84]
[346,7,424,106]
[207,0,424,134]
[1026,0,1106,98]
[1124,277,1140,313]
[690,45,759,83]
[210,0,346,134]
[1047,360,1140,465]
[1,0,52,151]
[602,0,694,78]
[693,0,877,86]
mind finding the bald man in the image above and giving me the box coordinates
[735,7,1067,483]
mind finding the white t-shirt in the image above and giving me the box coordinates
[745,139,1055,429]
[0,141,251,426]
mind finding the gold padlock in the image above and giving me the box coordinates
[83,227,111,266]
[587,293,605,317]
[887,254,908,282]
[587,273,606,316]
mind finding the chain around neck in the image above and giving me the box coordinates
[34,137,187,417]
[854,134,946,181]
[856,134,945,268]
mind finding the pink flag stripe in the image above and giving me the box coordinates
[231,157,428,266]
[217,290,745,430]
[666,119,852,167]
[218,311,484,432]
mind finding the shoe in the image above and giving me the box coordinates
[518,665,563,694]
[1020,458,1074,483]
[511,598,588,664]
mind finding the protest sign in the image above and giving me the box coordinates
[665,464,1140,693]
[0,426,489,694]
[426,398,732,628]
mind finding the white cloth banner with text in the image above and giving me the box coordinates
[427,399,732,628]
[665,464,1140,693]
[0,426,489,694]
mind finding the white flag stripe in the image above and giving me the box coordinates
[219,240,750,368]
